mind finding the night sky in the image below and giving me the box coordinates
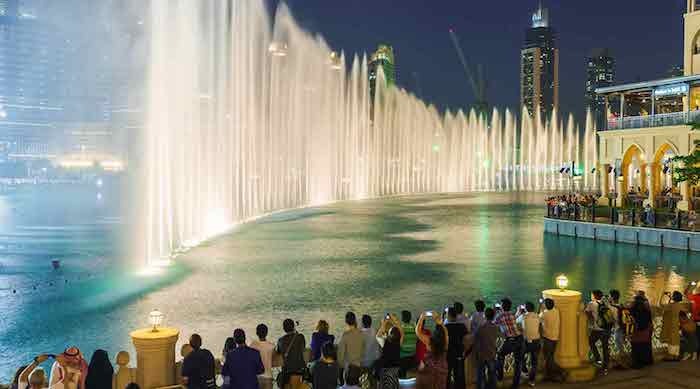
[270,0,686,121]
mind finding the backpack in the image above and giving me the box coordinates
[596,300,615,331]
[620,308,636,336]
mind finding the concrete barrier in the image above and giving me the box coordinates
[544,218,700,251]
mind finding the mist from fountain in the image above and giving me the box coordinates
[142,0,597,263]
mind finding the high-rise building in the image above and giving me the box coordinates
[520,1,559,120]
[0,0,18,17]
[585,48,615,130]
[368,44,396,103]
[0,3,66,159]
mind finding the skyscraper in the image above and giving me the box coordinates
[520,1,558,120]
[585,48,615,130]
[368,44,396,103]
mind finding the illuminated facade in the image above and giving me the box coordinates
[368,44,396,103]
[520,1,559,120]
[585,48,615,130]
[0,3,65,159]
[594,0,700,210]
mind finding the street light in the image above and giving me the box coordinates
[149,309,164,332]
[556,274,569,291]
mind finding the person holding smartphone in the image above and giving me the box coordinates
[493,298,523,388]
[16,354,50,389]
[415,311,449,389]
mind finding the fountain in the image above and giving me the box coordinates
[142,0,597,264]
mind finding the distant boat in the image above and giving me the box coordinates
[51,260,61,270]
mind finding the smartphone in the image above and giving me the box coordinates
[539,298,544,304]
[444,305,449,313]
[495,303,502,309]
[692,281,698,286]
[519,304,526,310]
[425,311,433,317]
[385,313,390,320]
[48,354,56,359]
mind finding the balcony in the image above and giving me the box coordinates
[603,110,700,131]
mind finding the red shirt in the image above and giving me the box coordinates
[687,293,700,322]
[415,328,431,363]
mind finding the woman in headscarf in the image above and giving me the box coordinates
[85,350,114,389]
[630,295,654,368]
[49,347,89,389]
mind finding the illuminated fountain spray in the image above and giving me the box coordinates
[143,0,597,264]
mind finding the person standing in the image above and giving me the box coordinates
[585,290,611,372]
[474,308,499,389]
[415,311,449,389]
[376,314,404,389]
[275,319,307,389]
[445,307,468,389]
[608,289,625,363]
[454,302,470,328]
[494,299,523,389]
[399,310,418,378]
[338,312,365,385]
[49,347,88,389]
[182,334,216,389]
[360,314,381,388]
[629,295,654,368]
[312,342,340,389]
[517,302,540,387]
[661,291,690,361]
[85,350,113,389]
[222,329,265,389]
[684,281,700,357]
[250,324,275,389]
[539,299,565,382]
[470,301,487,335]
[17,355,49,389]
[310,320,335,362]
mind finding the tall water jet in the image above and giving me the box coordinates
[142,0,599,265]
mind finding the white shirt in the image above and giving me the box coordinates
[540,308,560,341]
[517,312,541,342]
[585,301,602,330]
[49,362,82,389]
[250,340,275,378]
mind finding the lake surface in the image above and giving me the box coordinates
[1,190,700,381]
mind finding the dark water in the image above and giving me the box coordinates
[1,190,699,381]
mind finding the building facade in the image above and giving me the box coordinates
[368,44,396,103]
[585,48,615,130]
[0,2,66,160]
[520,1,559,120]
[595,0,700,210]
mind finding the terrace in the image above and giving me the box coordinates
[596,74,700,131]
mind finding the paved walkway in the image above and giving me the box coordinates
[536,360,700,389]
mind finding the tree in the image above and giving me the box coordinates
[672,138,700,185]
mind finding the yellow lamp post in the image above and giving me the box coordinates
[542,275,595,382]
[130,310,179,389]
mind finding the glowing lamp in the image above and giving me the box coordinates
[556,274,569,291]
[149,309,164,332]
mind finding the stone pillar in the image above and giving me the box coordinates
[542,289,596,382]
[640,163,648,193]
[649,162,660,207]
[130,327,180,389]
[600,164,610,196]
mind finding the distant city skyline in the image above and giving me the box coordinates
[275,0,686,120]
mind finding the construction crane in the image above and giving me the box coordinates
[449,28,489,115]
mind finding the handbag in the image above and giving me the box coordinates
[276,332,299,388]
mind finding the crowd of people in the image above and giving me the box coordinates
[545,193,600,221]
[9,282,700,389]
